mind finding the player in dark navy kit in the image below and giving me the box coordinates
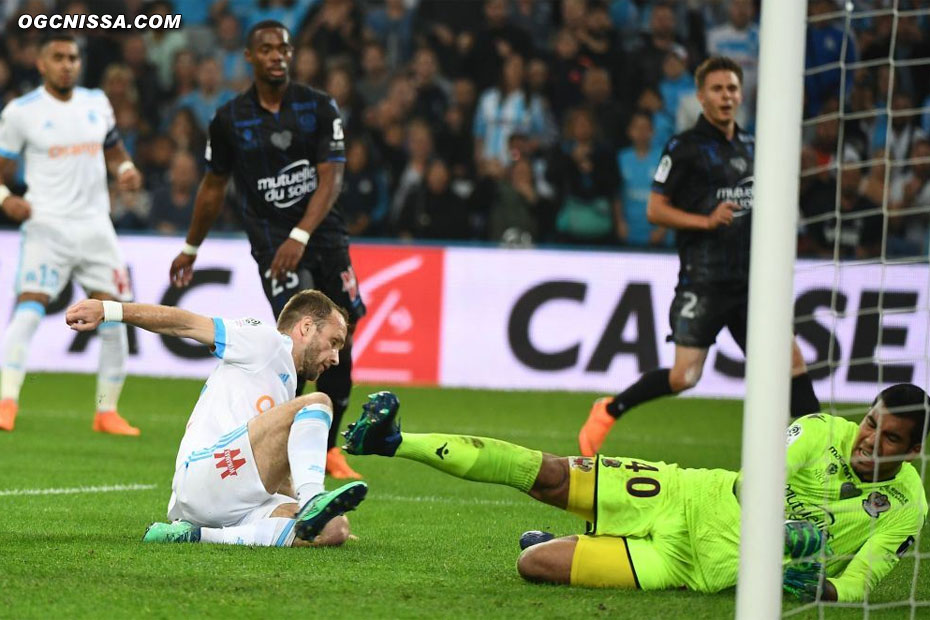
[579,57,822,456]
[169,20,365,479]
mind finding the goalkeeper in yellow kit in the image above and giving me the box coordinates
[343,384,928,602]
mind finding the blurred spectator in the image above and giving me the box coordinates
[301,0,362,65]
[149,151,199,234]
[658,45,695,134]
[568,0,624,72]
[474,54,554,173]
[166,107,207,157]
[7,35,40,94]
[397,159,471,240]
[547,107,621,244]
[799,149,884,259]
[391,119,435,225]
[143,0,189,92]
[549,29,587,119]
[410,46,450,128]
[137,135,177,192]
[326,66,362,133]
[341,138,390,237]
[706,0,759,129]
[509,0,555,53]
[174,57,236,131]
[636,85,673,150]
[871,91,928,179]
[0,57,14,105]
[581,66,627,150]
[364,0,415,71]
[110,183,152,231]
[357,42,391,107]
[625,1,683,110]
[170,49,198,100]
[888,139,930,254]
[805,0,857,117]
[293,45,324,89]
[101,64,139,115]
[806,97,861,170]
[213,12,251,92]
[463,0,535,92]
[121,34,162,130]
[114,104,141,160]
[488,157,543,245]
[241,0,315,35]
[616,111,669,247]
[435,104,476,180]
[451,77,478,118]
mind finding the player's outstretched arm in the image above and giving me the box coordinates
[646,191,737,231]
[169,171,229,288]
[66,300,215,346]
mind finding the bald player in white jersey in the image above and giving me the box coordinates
[65,290,368,547]
[0,34,143,434]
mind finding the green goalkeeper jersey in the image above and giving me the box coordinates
[782,414,927,602]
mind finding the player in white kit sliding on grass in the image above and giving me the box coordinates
[0,34,142,435]
[65,289,367,547]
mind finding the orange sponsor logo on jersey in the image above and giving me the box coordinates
[48,142,101,158]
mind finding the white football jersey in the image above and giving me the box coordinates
[0,86,117,221]
[173,317,298,470]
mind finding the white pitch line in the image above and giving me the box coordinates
[379,493,525,507]
[0,483,156,497]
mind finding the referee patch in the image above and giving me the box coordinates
[654,155,672,183]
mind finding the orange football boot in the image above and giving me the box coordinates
[93,411,141,436]
[0,399,18,431]
[326,447,363,479]
[578,397,616,456]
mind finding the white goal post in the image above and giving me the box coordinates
[736,1,809,618]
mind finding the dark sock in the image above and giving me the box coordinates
[605,368,673,418]
[790,373,821,418]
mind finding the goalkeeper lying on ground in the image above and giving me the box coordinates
[344,384,928,602]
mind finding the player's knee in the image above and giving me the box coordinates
[669,364,701,392]
[517,541,571,584]
[529,455,570,507]
[296,392,333,411]
[310,515,350,547]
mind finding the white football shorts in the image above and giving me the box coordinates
[15,217,131,300]
[167,423,295,527]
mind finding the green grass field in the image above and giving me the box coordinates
[0,373,927,619]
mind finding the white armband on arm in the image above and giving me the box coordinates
[102,300,123,323]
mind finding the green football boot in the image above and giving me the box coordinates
[294,481,368,542]
[142,521,201,543]
[342,391,402,456]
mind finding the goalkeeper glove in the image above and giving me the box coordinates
[784,519,826,559]
[783,561,823,602]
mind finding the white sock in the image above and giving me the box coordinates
[96,322,127,411]
[199,518,295,547]
[1,301,45,401]
[289,403,333,505]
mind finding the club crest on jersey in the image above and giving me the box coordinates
[215,448,247,479]
[570,457,593,472]
[862,492,891,518]
[238,128,260,150]
[298,113,317,132]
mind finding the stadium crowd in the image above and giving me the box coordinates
[0,0,928,257]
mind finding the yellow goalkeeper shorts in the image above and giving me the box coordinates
[584,455,741,593]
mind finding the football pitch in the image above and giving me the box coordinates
[0,374,927,619]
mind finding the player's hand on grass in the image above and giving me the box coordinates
[170,253,196,288]
[707,201,738,229]
[782,561,823,602]
[0,195,31,222]
[270,238,304,280]
[65,299,104,331]
[117,166,143,191]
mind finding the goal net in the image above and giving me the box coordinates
[786,0,930,616]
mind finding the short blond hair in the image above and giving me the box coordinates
[277,290,347,331]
